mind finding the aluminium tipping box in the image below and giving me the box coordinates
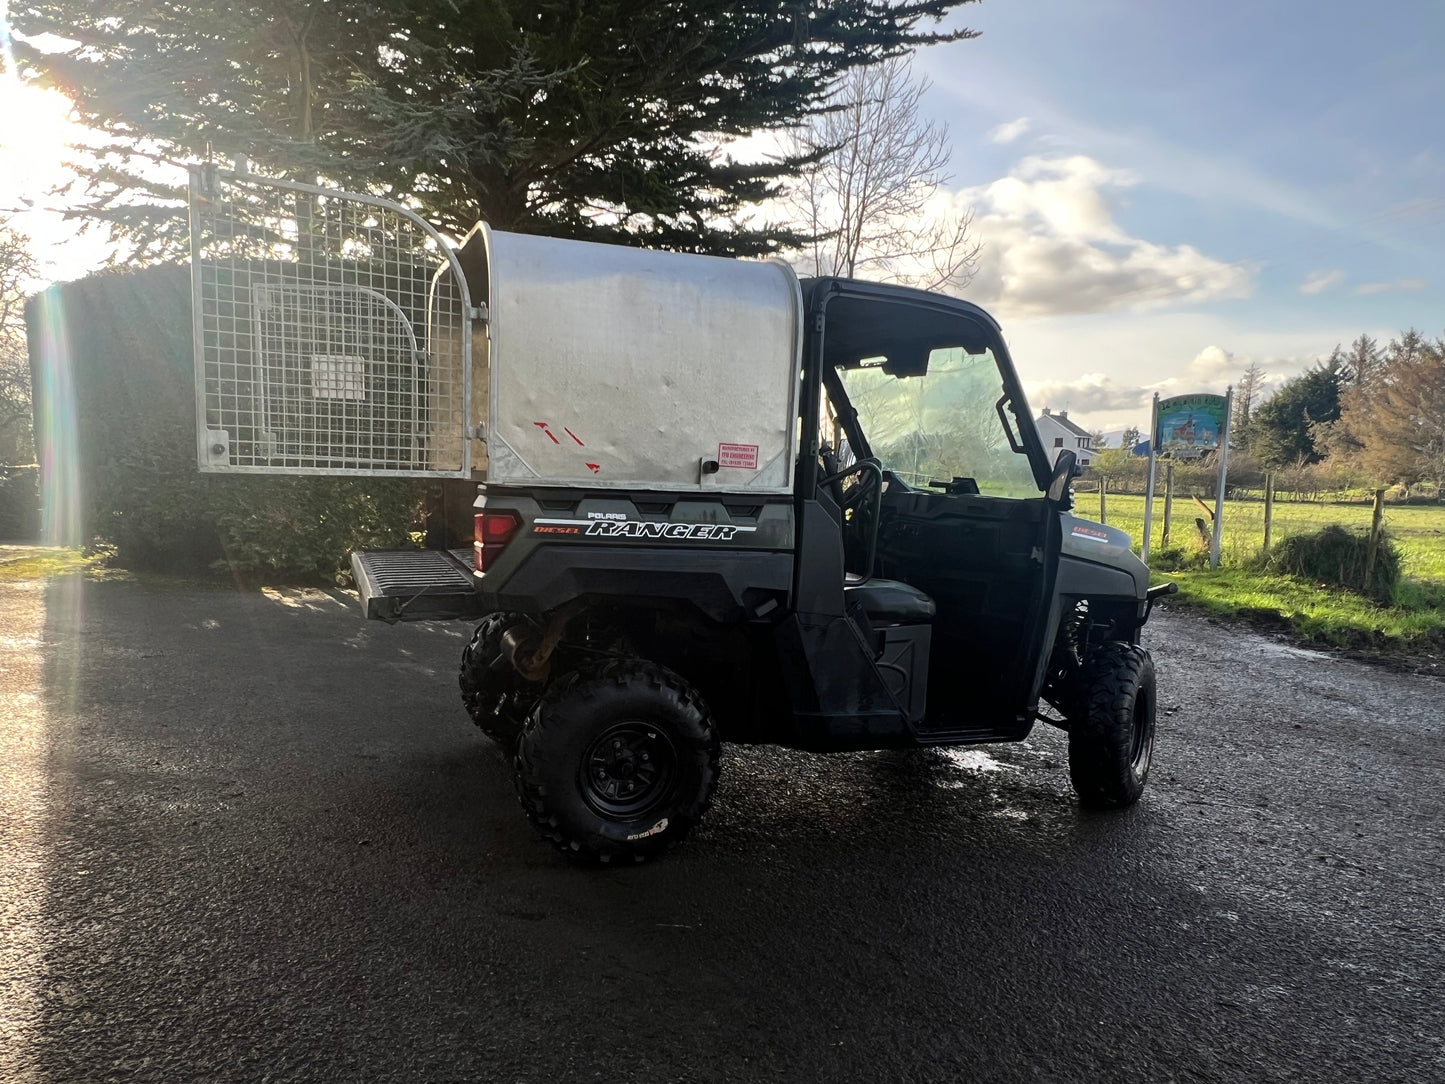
[188,168,802,488]
[475,226,803,494]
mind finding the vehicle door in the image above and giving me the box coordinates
[831,337,1061,733]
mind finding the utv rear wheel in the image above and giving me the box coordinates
[1068,642,1156,809]
[458,612,536,753]
[515,661,720,865]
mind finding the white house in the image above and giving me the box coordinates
[1035,408,1095,469]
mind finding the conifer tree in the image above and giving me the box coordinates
[12,1,979,257]
[1250,358,1345,467]
[1350,330,1445,492]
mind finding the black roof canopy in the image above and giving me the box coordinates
[801,277,1002,374]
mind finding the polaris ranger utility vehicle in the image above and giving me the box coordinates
[190,168,1172,864]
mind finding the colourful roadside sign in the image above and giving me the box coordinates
[1142,388,1233,569]
[1155,394,1228,457]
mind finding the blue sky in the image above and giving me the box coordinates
[909,0,1444,433]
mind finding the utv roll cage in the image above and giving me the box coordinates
[798,277,1054,495]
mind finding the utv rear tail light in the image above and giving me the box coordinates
[473,512,521,572]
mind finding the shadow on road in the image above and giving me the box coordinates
[4,574,1437,1083]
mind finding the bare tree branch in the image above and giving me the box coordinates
[0,220,38,462]
[783,56,980,290]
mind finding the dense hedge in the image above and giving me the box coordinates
[0,465,39,541]
[25,264,426,576]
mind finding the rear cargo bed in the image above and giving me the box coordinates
[350,548,487,621]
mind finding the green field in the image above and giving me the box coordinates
[1077,491,1445,648]
[1082,492,1445,582]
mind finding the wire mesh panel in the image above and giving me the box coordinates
[188,166,472,475]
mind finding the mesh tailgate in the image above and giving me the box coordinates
[189,166,474,476]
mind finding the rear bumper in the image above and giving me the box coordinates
[350,548,487,622]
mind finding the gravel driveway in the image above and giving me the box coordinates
[1,570,1441,1082]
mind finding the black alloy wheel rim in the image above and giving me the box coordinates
[581,721,679,817]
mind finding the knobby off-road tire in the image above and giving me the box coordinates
[515,660,720,865]
[1068,641,1156,809]
[458,612,536,753]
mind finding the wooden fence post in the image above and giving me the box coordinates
[1263,470,1274,553]
[1099,476,1107,525]
[1162,463,1173,547]
[1364,487,1386,591]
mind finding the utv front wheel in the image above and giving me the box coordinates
[515,661,720,864]
[458,612,536,753]
[1068,642,1156,809]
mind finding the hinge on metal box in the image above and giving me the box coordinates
[194,161,220,198]
[205,430,230,467]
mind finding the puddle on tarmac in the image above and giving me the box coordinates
[938,748,1013,775]
[930,750,1039,819]
[1251,640,1334,663]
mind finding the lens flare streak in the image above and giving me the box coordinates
[32,289,82,546]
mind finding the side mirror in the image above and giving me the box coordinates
[1047,450,1077,506]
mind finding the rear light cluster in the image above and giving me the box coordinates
[473,511,521,572]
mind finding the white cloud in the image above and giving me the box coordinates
[1148,345,1304,399]
[1022,344,1313,433]
[988,117,1031,144]
[923,61,1374,248]
[1026,372,1148,414]
[1355,278,1425,295]
[952,156,1252,318]
[1299,269,1345,295]
[1174,345,1239,386]
[1137,344,1339,405]
[1000,313,1393,433]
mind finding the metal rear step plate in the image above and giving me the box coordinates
[350,548,487,622]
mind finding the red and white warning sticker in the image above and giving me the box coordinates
[717,442,760,470]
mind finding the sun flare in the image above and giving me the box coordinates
[0,76,80,203]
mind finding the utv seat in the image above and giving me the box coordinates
[845,576,934,722]
[844,576,935,625]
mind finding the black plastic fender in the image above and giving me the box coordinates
[479,544,793,623]
[1055,555,1140,601]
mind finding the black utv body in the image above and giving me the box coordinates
[355,277,1172,864]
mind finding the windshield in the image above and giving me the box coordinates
[839,347,1041,498]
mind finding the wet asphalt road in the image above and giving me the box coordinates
[2,571,1442,1083]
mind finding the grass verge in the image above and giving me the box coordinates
[1157,568,1445,652]
[0,547,105,581]
[1074,493,1445,656]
